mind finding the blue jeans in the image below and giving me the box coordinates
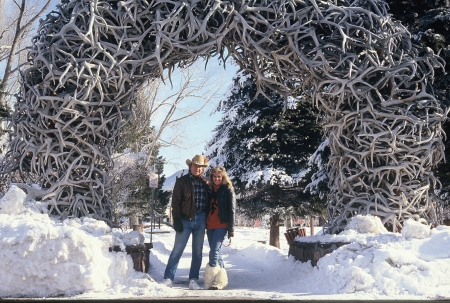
[206,228,227,268]
[164,213,206,281]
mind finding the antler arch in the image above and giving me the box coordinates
[0,0,446,231]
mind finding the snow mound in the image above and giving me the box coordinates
[344,214,388,234]
[0,186,154,298]
[401,218,430,239]
[316,225,450,297]
[122,230,145,246]
[0,185,27,215]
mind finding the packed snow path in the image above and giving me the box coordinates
[146,223,450,301]
[149,228,310,299]
[149,226,331,300]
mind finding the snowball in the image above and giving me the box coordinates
[344,215,388,234]
[402,219,430,240]
[0,185,27,215]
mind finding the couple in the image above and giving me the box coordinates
[162,154,236,290]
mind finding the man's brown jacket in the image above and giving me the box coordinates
[171,173,209,221]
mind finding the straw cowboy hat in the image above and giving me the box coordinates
[186,154,209,167]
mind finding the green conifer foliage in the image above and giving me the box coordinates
[207,71,327,219]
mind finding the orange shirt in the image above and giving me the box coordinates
[206,184,228,229]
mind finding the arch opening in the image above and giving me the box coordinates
[0,0,446,232]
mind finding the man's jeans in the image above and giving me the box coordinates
[164,213,206,281]
[206,227,227,268]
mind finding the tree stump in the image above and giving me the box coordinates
[110,243,153,273]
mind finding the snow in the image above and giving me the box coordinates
[1,186,449,300]
[161,169,189,192]
[241,167,308,187]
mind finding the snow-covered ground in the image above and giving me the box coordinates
[1,185,449,300]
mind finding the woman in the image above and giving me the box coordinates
[203,166,236,290]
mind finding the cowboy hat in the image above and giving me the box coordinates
[186,154,209,167]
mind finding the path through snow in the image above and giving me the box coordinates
[147,226,333,300]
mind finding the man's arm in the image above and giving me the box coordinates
[171,177,183,219]
[171,177,184,232]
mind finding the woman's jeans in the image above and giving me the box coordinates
[164,213,206,281]
[206,227,227,268]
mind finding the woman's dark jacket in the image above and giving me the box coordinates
[208,184,236,235]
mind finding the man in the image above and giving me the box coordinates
[162,154,209,290]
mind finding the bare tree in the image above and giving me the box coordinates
[118,60,227,169]
[144,64,226,168]
[0,0,53,108]
[111,61,225,223]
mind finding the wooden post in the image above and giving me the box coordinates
[310,216,314,236]
[130,215,139,229]
[269,213,280,248]
[133,225,143,232]
[285,215,292,229]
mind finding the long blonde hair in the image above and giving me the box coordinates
[209,166,233,190]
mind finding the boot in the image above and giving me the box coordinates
[203,264,221,290]
[214,267,228,290]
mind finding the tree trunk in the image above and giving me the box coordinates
[269,213,280,248]
[310,216,315,236]
[130,215,142,229]
[318,216,326,227]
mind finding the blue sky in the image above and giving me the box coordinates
[155,59,239,177]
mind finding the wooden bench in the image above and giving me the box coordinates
[284,227,307,245]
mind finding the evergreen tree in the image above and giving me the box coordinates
[110,91,170,224]
[305,139,331,202]
[156,174,171,216]
[206,70,327,223]
[110,149,170,225]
